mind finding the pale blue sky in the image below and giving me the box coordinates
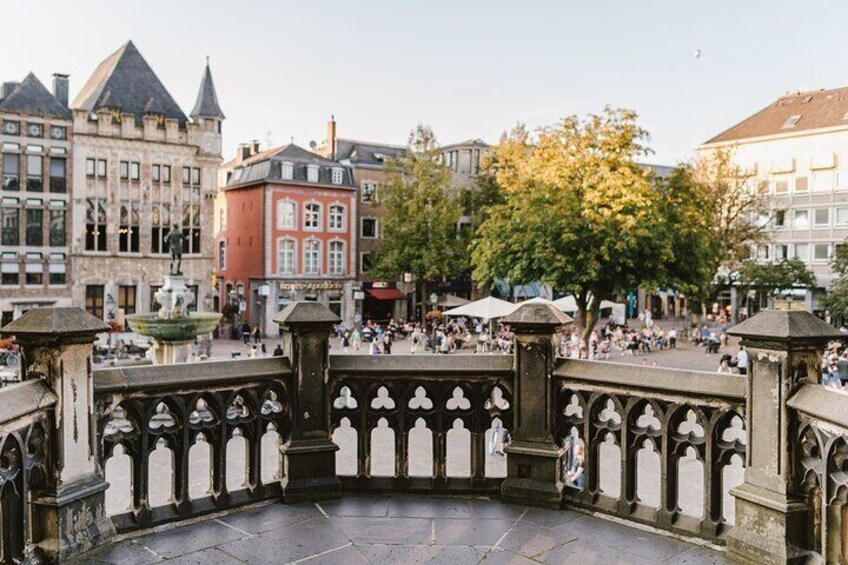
[1,0,845,164]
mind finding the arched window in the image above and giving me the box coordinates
[277,200,296,230]
[304,202,321,230]
[329,241,345,275]
[329,205,345,231]
[304,239,321,275]
[277,239,295,275]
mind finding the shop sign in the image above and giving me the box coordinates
[278,281,344,291]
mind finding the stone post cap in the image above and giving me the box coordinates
[729,309,842,348]
[273,301,341,329]
[501,302,573,333]
[1,307,109,342]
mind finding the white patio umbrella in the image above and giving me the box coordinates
[552,296,578,312]
[443,296,518,320]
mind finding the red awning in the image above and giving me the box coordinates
[366,288,408,301]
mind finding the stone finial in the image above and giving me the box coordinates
[1,307,109,343]
[501,302,573,332]
[273,301,341,329]
[729,309,841,349]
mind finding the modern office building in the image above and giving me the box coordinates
[700,86,848,316]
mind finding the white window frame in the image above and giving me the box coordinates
[304,201,322,231]
[277,199,297,230]
[328,203,345,231]
[774,209,787,229]
[328,239,345,275]
[813,207,831,228]
[813,171,835,193]
[218,239,227,271]
[793,243,810,262]
[793,209,810,230]
[303,238,321,275]
[361,216,378,239]
[281,162,294,180]
[835,207,848,226]
[331,168,344,185]
[775,244,789,260]
[813,243,831,263]
[361,181,377,203]
[307,165,319,183]
[276,237,296,275]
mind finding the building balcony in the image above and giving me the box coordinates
[0,304,843,564]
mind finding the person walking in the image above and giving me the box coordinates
[735,346,748,375]
[252,325,261,345]
[668,328,677,349]
[241,322,251,345]
[342,332,351,353]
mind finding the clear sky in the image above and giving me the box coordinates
[2,0,845,165]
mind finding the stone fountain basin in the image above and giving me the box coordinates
[126,313,222,342]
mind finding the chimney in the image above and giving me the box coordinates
[1,82,19,100]
[327,115,337,160]
[52,73,69,107]
[251,140,260,155]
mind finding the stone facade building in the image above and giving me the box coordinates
[69,41,223,324]
[0,73,73,325]
[216,142,357,335]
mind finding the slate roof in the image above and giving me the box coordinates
[705,86,848,144]
[1,307,110,336]
[334,138,406,168]
[190,63,225,119]
[72,40,188,126]
[0,73,71,119]
[273,301,341,325]
[441,138,490,151]
[225,144,355,189]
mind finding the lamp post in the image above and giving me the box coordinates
[430,292,438,353]
[105,293,116,363]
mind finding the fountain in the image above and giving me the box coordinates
[126,226,221,364]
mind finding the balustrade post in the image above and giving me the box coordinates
[727,310,839,564]
[2,308,115,562]
[500,303,572,508]
[273,302,341,503]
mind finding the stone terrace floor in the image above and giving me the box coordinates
[80,495,729,564]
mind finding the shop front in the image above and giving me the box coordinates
[263,279,355,336]
[361,282,409,325]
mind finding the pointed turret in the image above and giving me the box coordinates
[190,60,225,120]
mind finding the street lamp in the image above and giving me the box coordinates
[105,293,116,363]
[430,293,438,354]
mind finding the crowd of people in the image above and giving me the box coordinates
[822,340,848,389]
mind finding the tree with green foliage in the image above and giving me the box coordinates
[737,258,816,312]
[823,244,848,320]
[471,108,715,339]
[369,124,466,308]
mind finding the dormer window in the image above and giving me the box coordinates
[782,114,802,129]
[281,162,294,180]
[307,165,319,183]
[331,168,343,185]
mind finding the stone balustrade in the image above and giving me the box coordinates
[0,303,846,564]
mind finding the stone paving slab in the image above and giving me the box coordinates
[79,495,731,564]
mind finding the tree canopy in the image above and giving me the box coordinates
[369,124,467,294]
[823,244,848,319]
[737,258,816,311]
[471,108,714,337]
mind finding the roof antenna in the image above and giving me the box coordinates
[206,55,210,66]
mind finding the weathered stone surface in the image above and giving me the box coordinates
[0,379,57,423]
[729,309,842,343]
[1,306,109,338]
[329,353,513,374]
[502,302,573,328]
[273,300,341,326]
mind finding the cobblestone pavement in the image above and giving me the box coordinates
[205,334,742,374]
[82,495,730,564]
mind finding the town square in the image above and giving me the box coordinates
[0,2,847,564]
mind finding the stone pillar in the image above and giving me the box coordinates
[500,302,572,508]
[727,309,840,564]
[273,302,342,503]
[3,307,115,562]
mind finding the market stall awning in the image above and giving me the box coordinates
[366,288,408,301]
[443,296,518,320]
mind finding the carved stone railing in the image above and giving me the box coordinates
[0,380,56,564]
[93,358,293,533]
[5,304,848,564]
[327,355,514,493]
[788,384,848,563]
[553,360,746,543]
